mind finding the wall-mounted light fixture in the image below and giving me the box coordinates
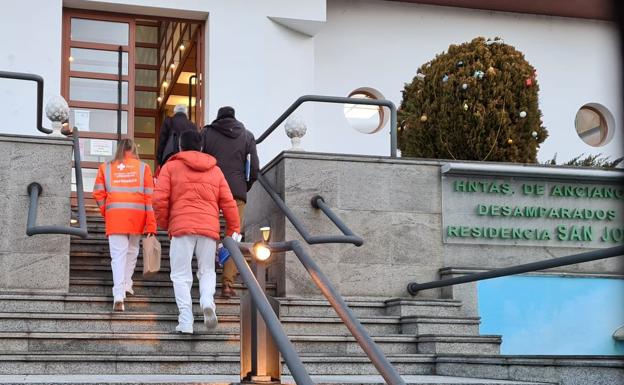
[252,226,272,262]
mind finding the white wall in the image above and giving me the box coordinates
[1,0,321,163]
[313,0,623,163]
[2,0,622,165]
[0,0,63,136]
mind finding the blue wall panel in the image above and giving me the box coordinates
[478,276,624,355]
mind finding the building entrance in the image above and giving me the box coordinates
[61,8,204,193]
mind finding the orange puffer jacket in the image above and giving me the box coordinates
[153,151,240,240]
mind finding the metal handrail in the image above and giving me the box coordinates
[26,127,88,238]
[0,71,88,238]
[269,240,406,385]
[0,71,52,134]
[256,94,398,157]
[407,245,624,294]
[223,237,313,385]
[257,175,363,246]
[250,94,405,384]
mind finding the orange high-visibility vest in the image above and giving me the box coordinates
[92,156,157,236]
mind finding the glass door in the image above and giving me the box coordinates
[62,10,135,192]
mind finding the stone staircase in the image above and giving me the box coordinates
[0,212,509,380]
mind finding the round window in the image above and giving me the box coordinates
[574,104,614,147]
[343,88,387,134]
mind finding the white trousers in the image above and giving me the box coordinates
[108,234,141,301]
[169,235,217,327]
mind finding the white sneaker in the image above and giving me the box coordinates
[113,300,124,312]
[203,307,218,330]
[175,324,193,334]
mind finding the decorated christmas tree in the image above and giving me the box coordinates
[398,37,547,163]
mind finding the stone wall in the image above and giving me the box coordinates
[245,152,624,302]
[0,134,73,293]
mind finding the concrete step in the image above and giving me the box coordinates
[0,294,388,319]
[279,297,466,318]
[0,312,240,334]
[0,331,241,354]
[401,316,481,336]
[70,265,222,282]
[0,312,404,336]
[0,352,437,375]
[0,294,241,315]
[68,278,277,297]
[291,354,436,375]
[0,332,420,356]
[0,352,241,375]
[416,335,500,355]
[385,298,465,318]
[0,374,552,385]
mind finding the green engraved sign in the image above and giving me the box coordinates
[441,169,624,248]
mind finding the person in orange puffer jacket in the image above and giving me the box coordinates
[92,139,157,312]
[154,130,240,334]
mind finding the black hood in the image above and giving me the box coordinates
[216,106,235,120]
[210,117,245,138]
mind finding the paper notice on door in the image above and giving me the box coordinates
[90,139,113,156]
[74,110,90,131]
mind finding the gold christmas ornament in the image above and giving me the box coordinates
[507,138,513,145]
[487,66,496,76]
[463,103,469,111]
[420,114,428,122]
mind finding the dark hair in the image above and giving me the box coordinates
[179,130,202,152]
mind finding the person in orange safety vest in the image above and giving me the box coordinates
[92,139,157,312]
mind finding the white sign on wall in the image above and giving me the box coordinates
[90,139,113,156]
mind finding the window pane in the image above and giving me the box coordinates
[76,138,118,163]
[135,137,155,156]
[136,69,157,87]
[70,77,128,104]
[70,48,128,75]
[136,47,157,65]
[71,18,128,45]
[136,91,157,109]
[135,116,155,133]
[71,168,98,192]
[136,25,158,44]
[69,108,127,134]
[142,159,155,170]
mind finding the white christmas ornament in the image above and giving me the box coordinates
[45,95,70,136]
[519,111,527,118]
[531,131,538,138]
[284,116,307,151]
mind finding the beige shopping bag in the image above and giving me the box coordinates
[142,234,162,277]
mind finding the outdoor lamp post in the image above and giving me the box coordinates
[240,227,281,384]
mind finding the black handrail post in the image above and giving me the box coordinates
[0,71,51,134]
[289,240,405,385]
[258,175,363,246]
[223,237,313,385]
[407,245,624,295]
[25,127,88,238]
[117,46,123,141]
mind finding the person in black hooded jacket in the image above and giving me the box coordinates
[157,104,198,166]
[201,106,259,298]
